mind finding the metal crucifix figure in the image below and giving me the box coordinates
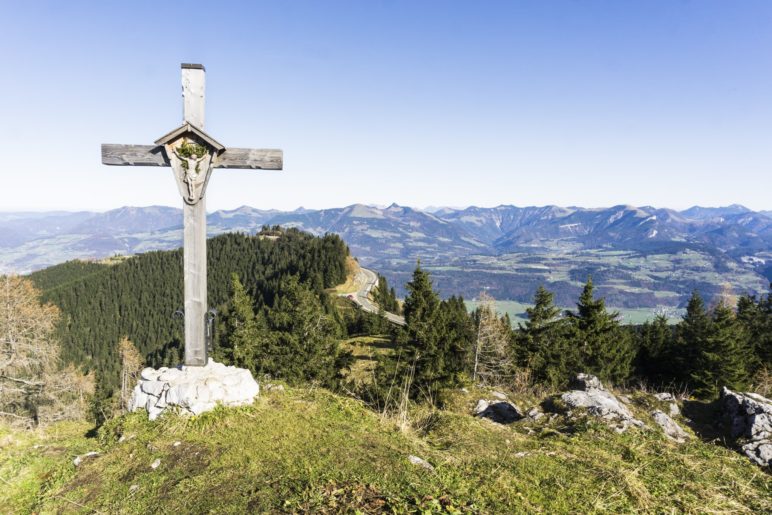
[101,63,283,365]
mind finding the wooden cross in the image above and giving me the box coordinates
[101,63,283,366]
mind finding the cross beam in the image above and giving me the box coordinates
[101,63,283,366]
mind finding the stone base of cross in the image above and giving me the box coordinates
[102,64,282,366]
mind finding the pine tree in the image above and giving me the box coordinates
[736,290,772,376]
[636,314,673,385]
[691,302,752,398]
[439,295,476,384]
[518,286,575,386]
[566,278,634,383]
[400,263,471,398]
[216,273,264,370]
[262,275,346,385]
[373,274,400,314]
[672,291,712,386]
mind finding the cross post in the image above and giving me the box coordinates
[101,63,283,366]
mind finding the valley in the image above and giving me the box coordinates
[1,203,769,316]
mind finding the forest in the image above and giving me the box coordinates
[0,227,769,428]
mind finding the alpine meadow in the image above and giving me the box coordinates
[2,2,771,514]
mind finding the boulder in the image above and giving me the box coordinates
[651,410,689,443]
[569,373,604,391]
[474,399,523,424]
[654,392,675,402]
[129,359,259,420]
[721,388,772,468]
[560,374,644,431]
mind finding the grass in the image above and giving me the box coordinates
[330,256,362,295]
[1,386,770,513]
[340,335,395,384]
[465,300,685,326]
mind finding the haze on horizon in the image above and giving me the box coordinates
[2,1,771,213]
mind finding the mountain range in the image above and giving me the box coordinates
[1,203,769,309]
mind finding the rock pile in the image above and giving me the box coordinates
[129,359,260,420]
[721,388,772,468]
[560,374,644,432]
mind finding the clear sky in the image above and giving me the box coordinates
[1,1,770,212]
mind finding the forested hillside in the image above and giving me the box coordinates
[30,229,349,387]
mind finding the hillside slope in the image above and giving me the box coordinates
[1,387,769,513]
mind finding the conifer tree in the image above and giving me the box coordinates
[262,275,346,385]
[399,263,471,398]
[439,295,476,383]
[672,291,712,386]
[736,291,772,376]
[216,273,264,370]
[566,278,634,383]
[636,314,673,384]
[518,286,575,386]
[691,302,752,398]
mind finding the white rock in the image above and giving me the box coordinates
[150,458,161,470]
[221,373,242,387]
[408,455,434,471]
[491,391,508,400]
[147,402,164,421]
[129,383,148,412]
[140,367,159,381]
[141,380,167,397]
[129,360,260,420]
[652,410,689,443]
[73,451,99,467]
[166,383,196,407]
[669,402,680,417]
[654,392,675,402]
[560,374,644,431]
[158,368,182,382]
[208,383,227,402]
[196,384,212,404]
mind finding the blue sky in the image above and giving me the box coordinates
[1,1,770,211]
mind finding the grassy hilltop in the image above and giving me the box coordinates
[2,386,770,514]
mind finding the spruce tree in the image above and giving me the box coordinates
[736,291,772,376]
[672,291,712,387]
[566,278,634,383]
[400,263,467,398]
[216,273,263,371]
[518,286,575,386]
[636,314,673,385]
[262,275,346,385]
[691,302,752,398]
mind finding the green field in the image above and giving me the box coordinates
[466,300,685,326]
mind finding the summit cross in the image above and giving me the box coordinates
[101,63,283,366]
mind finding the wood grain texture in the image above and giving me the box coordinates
[103,144,283,170]
[215,148,283,170]
[182,67,205,129]
[183,199,208,366]
[101,144,168,166]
